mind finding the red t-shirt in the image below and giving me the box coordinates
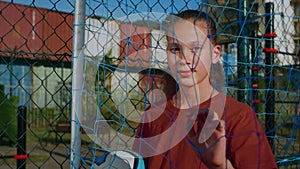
[133,94,278,169]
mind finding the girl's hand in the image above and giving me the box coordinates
[187,111,234,169]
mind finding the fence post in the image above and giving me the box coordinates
[264,2,275,149]
[237,0,251,103]
[16,106,28,169]
[71,0,86,168]
[251,30,259,111]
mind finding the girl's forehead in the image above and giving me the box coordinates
[164,19,211,45]
[166,28,208,44]
[166,18,208,31]
[167,21,208,36]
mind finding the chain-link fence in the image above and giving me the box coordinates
[0,1,74,168]
[0,0,299,168]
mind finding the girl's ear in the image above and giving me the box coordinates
[212,45,221,64]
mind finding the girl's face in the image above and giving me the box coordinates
[166,19,220,88]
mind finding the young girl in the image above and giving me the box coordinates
[133,9,277,169]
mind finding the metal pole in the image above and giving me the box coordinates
[237,0,250,103]
[16,106,27,169]
[251,30,258,111]
[71,0,86,168]
[265,2,275,149]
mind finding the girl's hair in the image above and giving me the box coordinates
[163,9,217,45]
[164,9,226,93]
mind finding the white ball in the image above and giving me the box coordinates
[92,150,145,169]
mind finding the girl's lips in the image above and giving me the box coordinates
[178,70,193,77]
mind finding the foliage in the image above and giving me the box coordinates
[0,84,19,145]
[95,51,140,136]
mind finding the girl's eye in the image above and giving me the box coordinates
[193,46,202,52]
[167,46,181,53]
[170,47,180,52]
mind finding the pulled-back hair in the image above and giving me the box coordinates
[163,9,217,45]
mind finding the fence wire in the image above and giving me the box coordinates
[0,0,299,168]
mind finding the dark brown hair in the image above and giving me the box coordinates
[164,9,217,45]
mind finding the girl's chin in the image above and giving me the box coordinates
[177,81,198,88]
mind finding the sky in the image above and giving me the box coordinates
[1,0,206,19]
[1,0,75,13]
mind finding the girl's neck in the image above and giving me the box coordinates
[173,84,218,109]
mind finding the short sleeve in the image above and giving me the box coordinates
[226,104,278,169]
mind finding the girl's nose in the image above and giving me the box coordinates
[178,49,192,65]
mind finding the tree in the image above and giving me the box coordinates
[0,84,19,145]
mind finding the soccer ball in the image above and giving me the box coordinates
[90,150,145,169]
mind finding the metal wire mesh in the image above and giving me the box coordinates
[0,0,299,168]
